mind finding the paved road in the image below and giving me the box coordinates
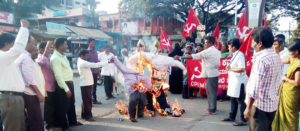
[71,75,248,131]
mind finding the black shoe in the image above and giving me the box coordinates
[222,117,235,122]
[85,117,96,122]
[93,100,102,104]
[106,96,115,100]
[70,122,83,126]
[233,121,247,126]
[130,118,138,123]
[138,114,144,118]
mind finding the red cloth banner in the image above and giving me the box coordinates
[160,27,173,51]
[235,11,250,43]
[239,29,254,76]
[213,21,222,50]
[182,8,200,39]
[187,58,231,90]
[186,59,206,88]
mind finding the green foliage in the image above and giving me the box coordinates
[119,0,195,19]
[86,0,100,27]
[119,0,244,33]
[0,0,60,19]
[119,0,298,33]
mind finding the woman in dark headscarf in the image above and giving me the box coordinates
[168,43,184,94]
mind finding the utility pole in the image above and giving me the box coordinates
[234,0,238,25]
[289,22,291,44]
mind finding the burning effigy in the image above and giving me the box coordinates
[112,56,152,122]
[127,43,186,116]
[112,41,186,122]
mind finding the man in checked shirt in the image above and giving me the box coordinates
[243,27,283,131]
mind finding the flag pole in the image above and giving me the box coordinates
[228,51,239,66]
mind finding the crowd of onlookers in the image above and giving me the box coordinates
[0,20,116,131]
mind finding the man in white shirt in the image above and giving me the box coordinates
[182,36,221,114]
[98,46,117,100]
[15,36,45,131]
[0,20,29,131]
[77,50,110,121]
[222,38,248,126]
[273,34,290,77]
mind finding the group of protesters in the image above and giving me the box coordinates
[1,19,300,131]
[167,27,300,131]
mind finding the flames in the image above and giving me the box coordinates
[135,52,152,75]
[114,51,185,120]
[115,100,128,115]
[132,82,148,93]
[171,99,185,117]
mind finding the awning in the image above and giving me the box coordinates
[66,25,112,40]
[32,30,68,39]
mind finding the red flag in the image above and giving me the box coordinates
[235,11,250,43]
[182,8,200,38]
[160,27,173,51]
[213,21,222,50]
[239,29,254,76]
[264,17,268,27]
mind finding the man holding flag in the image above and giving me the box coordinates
[222,38,248,126]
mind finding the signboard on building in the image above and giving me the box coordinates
[122,22,138,35]
[228,26,237,40]
[0,11,14,24]
[0,25,17,32]
[46,22,66,35]
[248,0,263,28]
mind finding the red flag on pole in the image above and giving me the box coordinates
[235,11,250,43]
[213,21,221,50]
[264,17,268,27]
[239,29,254,76]
[182,8,200,39]
[160,27,173,51]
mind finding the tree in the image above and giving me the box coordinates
[291,21,300,42]
[120,0,299,34]
[119,0,195,20]
[119,0,244,33]
[194,0,245,33]
[87,0,100,28]
[0,0,59,20]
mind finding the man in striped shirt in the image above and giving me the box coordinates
[244,28,283,131]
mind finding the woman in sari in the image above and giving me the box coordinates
[272,39,300,131]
